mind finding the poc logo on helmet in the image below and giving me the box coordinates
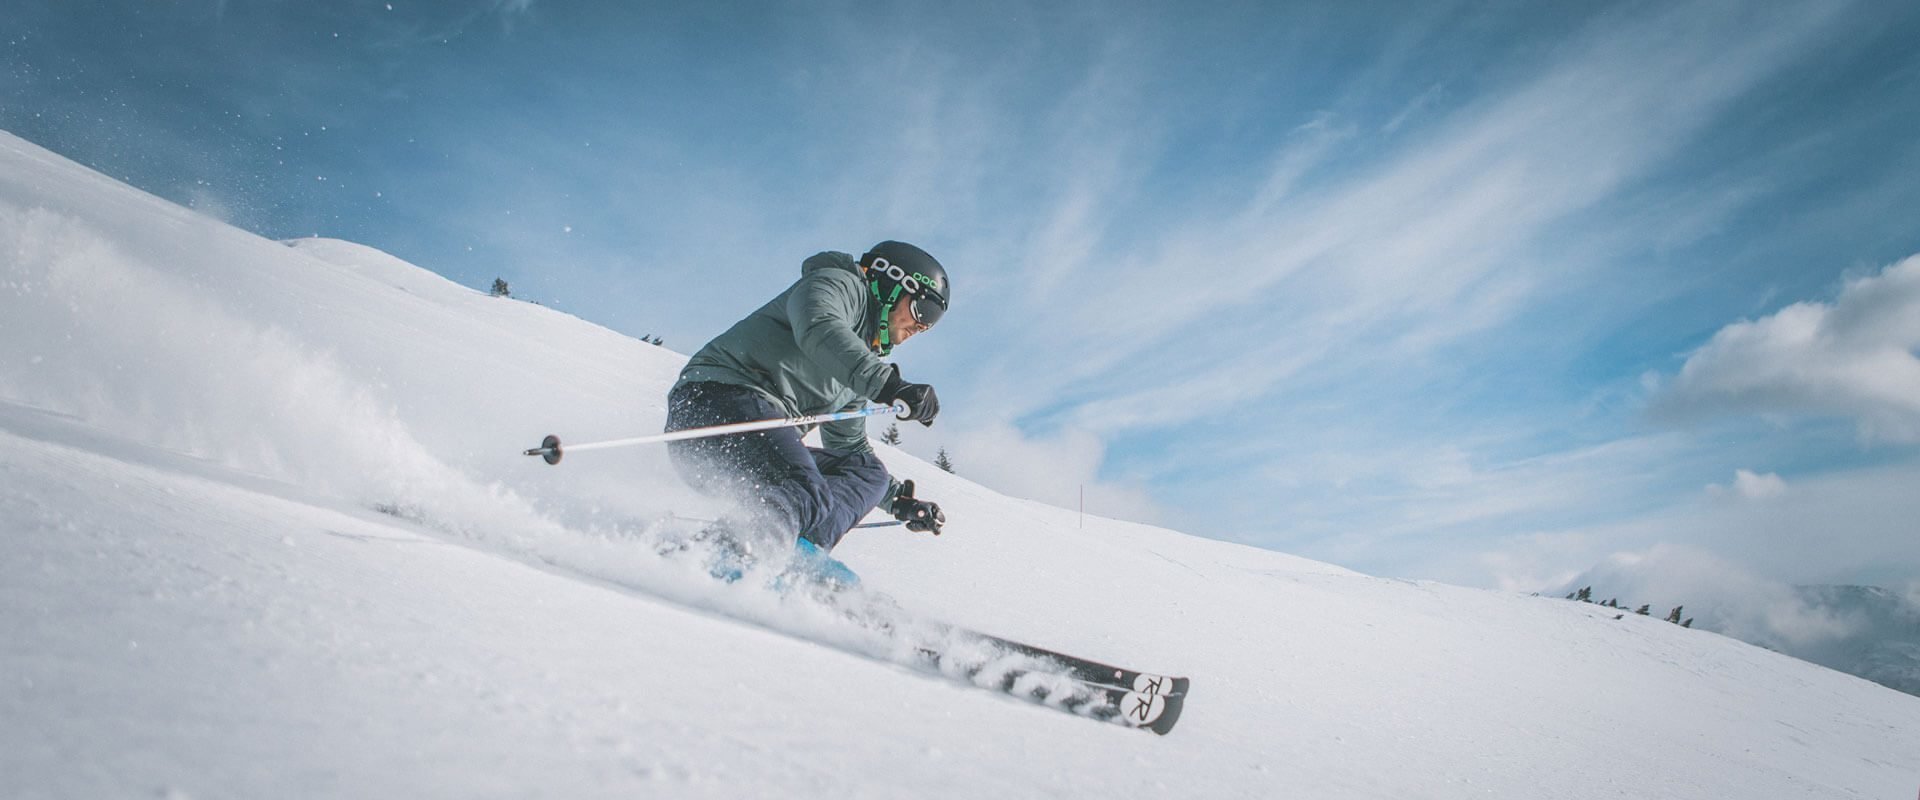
[868,256,926,294]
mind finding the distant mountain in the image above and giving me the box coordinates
[1726,585,1920,697]
[1556,566,1920,697]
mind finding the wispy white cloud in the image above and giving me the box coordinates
[1708,469,1788,500]
[1654,253,1920,442]
[981,2,1854,440]
[1266,431,1705,579]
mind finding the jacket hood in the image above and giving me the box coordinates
[801,250,861,278]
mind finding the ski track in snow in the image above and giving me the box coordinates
[5,129,1920,798]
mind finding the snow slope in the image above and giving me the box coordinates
[4,129,1919,799]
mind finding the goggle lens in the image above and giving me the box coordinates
[909,292,946,327]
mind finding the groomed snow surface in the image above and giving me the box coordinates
[3,130,1918,799]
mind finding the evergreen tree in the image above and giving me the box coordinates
[879,423,902,446]
[1575,586,1592,603]
[1634,604,1651,616]
[934,447,954,473]
[490,277,511,297]
[1666,606,1684,624]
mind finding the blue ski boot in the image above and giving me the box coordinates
[782,537,861,590]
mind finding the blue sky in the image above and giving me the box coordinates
[7,0,1919,594]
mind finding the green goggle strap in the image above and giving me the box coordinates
[869,280,904,355]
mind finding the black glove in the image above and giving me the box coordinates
[877,366,940,427]
[887,480,945,534]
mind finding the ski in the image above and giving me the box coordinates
[887,620,1189,735]
[638,513,1190,732]
[964,632,1190,698]
[905,645,1187,734]
[900,619,1189,696]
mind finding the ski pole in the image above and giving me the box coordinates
[523,402,910,465]
[661,512,903,530]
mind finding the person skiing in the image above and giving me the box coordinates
[663,240,949,570]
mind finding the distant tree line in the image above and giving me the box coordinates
[1565,586,1693,628]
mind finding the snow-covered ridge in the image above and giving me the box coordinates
[4,129,1920,798]
[284,235,481,300]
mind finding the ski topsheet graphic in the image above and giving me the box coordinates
[893,621,1190,735]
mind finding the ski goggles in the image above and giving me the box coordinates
[906,288,948,327]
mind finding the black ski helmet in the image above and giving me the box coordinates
[861,240,949,353]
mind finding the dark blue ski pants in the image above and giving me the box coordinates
[664,381,890,551]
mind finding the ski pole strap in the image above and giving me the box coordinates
[523,402,911,465]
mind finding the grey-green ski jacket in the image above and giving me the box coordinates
[674,251,894,454]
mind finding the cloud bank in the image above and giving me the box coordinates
[1655,254,1920,441]
[1565,544,1863,647]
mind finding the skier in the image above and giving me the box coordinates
[663,240,949,573]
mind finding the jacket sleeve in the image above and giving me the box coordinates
[786,266,895,401]
[820,402,874,454]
